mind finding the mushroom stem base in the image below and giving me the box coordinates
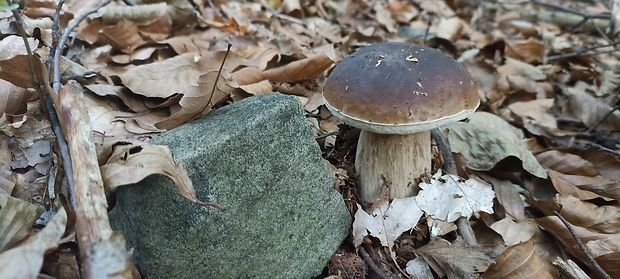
[355,130,431,204]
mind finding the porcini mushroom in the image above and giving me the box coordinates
[323,42,480,203]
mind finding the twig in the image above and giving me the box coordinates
[358,246,392,279]
[7,1,39,87]
[530,0,609,20]
[207,43,231,107]
[584,104,620,134]
[547,41,620,61]
[584,142,620,156]
[554,211,611,279]
[52,0,111,93]
[46,0,64,70]
[430,128,477,246]
[206,0,224,21]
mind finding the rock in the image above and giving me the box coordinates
[109,94,351,278]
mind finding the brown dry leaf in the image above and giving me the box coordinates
[555,194,620,234]
[480,174,526,221]
[101,20,149,54]
[567,148,620,182]
[0,206,66,279]
[497,58,546,81]
[481,240,554,279]
[85,84,150,113]
[261,54,334,83]
[239,80,273,95]
[0,36,41,90]
[100,141,224,209]
[537,216,620,278]
[505,39,546,64]
[548,169,602,201]
[507,99,574,138]
[231,66,265,86]
[155,71,235,130]
[431,17,463,40]
[0,79,37,116]
[536,150,600,176]
[556,174,620,200]
[116,53,212,98]
[489,218,538,246]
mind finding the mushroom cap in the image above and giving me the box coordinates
[323,42,480,134]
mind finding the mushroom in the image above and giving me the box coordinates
[322,42,480,203]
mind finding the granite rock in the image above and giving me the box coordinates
[109,94,351,278]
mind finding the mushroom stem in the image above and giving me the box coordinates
[355,130,431,203]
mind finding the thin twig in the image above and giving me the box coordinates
[585,104,620,134]
[52,0,111,92]
[554,211,611,279]
[530,0,609,20]
[584,142,620,156]
[547,41,620,61]
[7,0,39,86]
[46,0,64,71]
[206,43,231,107]
[431,128,477,246]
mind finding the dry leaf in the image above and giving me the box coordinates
[352,196,423,248]
[100,141,224,209]
[0,207,66,279]
[416,171,495,223]
[481,240,554,279]
[262,54,333,83]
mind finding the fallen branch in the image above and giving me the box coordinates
[59,81,133,279]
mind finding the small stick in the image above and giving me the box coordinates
[358,246,392,279]
[547,41,620,61]
[52,0,111,93]
[585,104,620,134]
[554,211,611,279]
[431,128,478,245]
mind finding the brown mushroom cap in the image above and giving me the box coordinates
[323,42,480,134]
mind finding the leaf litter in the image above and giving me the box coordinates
[0,0,620,278]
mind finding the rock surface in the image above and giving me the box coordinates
[109,94,351,278]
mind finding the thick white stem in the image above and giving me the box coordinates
[355,130,431,203]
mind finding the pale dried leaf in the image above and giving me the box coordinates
[0,207,66,279]
[416,171,495,223]
[352,197,423,248]
[0,191,45,252]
